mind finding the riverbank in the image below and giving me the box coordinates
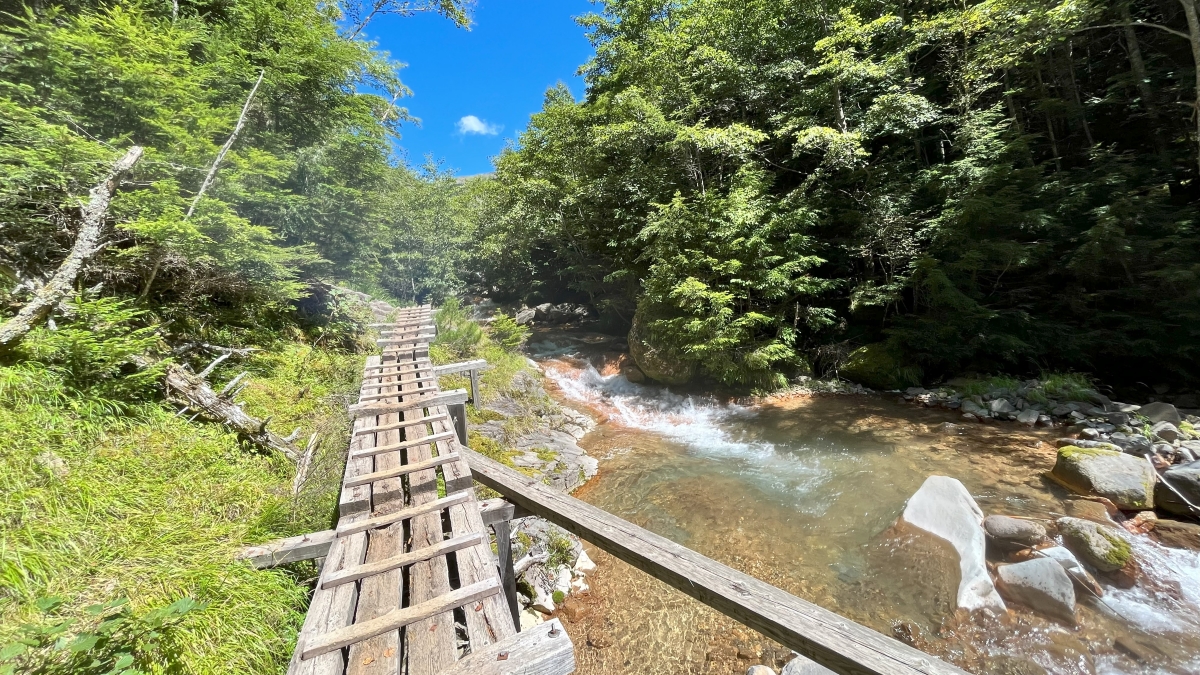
[513,324,1200,675]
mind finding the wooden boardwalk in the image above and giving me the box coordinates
[288,306,573,675]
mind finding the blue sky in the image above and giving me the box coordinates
[366,1,597,176]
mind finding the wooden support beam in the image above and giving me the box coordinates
[448,402,468,446]
[431,359,492,376]
[344,452,461,487]
[299,579,502,661]
[336,492,471,538]
[491,518,521,632]
[462,447,970,675]
[238,530,336,568]
[438,619,574,675]
[352,413,448,437]
[348,430,457,461]
[348,389,468,418]
[321,532,488,589]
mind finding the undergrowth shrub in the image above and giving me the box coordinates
[432,298,483,358]
[0,596,201,675]
[486,312,530,351]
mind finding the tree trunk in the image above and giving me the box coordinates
[833,84,848,132]
[1123,2,1171,159]
[163,362,301,461]
[1179,0,1200,176]
[0,146,144,349]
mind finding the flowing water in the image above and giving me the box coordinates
[526,331,1200,675]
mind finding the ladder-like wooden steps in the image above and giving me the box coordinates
[289,306,526,675]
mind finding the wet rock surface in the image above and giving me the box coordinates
[1056,517,1133,573]
[984,515,1048,551]
[1048,446,1155,510]
[995,558,1076,623]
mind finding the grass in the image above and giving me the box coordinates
[0,343,360,674]
[948,372,1095,404]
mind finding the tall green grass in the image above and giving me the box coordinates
[0,344,360,673]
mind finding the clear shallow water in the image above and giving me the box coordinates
[529,335,1200,675]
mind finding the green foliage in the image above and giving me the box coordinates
[18,297,163,404]
[546,530,575,570]
[551,590,565,605]
[487,312,531,351]
[477,0,1200,390]
[0,596,201,675]
[432,298,484,359]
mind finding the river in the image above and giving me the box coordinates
[526,330,1200,675]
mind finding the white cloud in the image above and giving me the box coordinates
[456,115,502,136]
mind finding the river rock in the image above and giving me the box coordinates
[1152,519,1200,550]
[1057,517,1133,573]
[900,476,1006,613]
[984,515,1048,551]
[990,398,1018,415]
[1062,499,1118,525]
[781,655,835,675]
[628,307,695,385]
[515,306,537,325]
[1151,421,1182,443]
[746,666,776,675]
[1037,546,1103,597]
[1016,409,1039,425]
[1055,438,1121,452]
[1139,401,1181,425]
[622,364,646,383]
[995,558,1077,623]
[961,399,987,417]
[1155,460,1200,517]
[1048,446,1155,510]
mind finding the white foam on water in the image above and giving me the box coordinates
[541,358,832,510]
[1103,536,1200,635]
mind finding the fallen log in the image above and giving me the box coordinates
[163,362,301,461]
[0,146,144,349]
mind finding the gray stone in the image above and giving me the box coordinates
[515,306,536,325]
[1049,446,1156,510]
[1151,421,1182,443]
[983,515,1048,550]
[1054,438,1121,452]
[747,666,777,675]
[1037,546,1103,597]
[1051,404,1074,417]
[781,655,835,675]
[900,476,1005,612]
[1155,461,1200,517]
[1016,409,1039,425]
[995,558,1077,623]
[34,451,68,478]
[1079,427,1101,441]
[1106,412,1130,426]
[1056,517,1133,572]
[990,398,1018,415]
[962,399,987,416]
[1140,401,1181,425]
[1038,414,1053,426]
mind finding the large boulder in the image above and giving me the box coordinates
[1057,517,1133,573]
[1139,401,1181,425]
[1048,446,1155,510]
[1155,460,1200,517]
[900,476,1006,613]
[1037,546,1103,597]
[628,308,695,386]
[839,343,921,390]
[995,558,1077,623]
[781,655,835,675]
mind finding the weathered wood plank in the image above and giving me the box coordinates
[288,513,368,675]
[300,579,502,661]
[437,619,574,675]
[360,374,436,391]
[322,532,488,589]
[339,356,379,516]
[344,451,461,488]
[336,492,471,538]
[362,359,432,374]
[461,447,971,675]
[431,359,492,376]
[238,529,335,568]
[352,413,448,437]
[400,369,458,675]
[348,389,468,418]
[348,430,457,461]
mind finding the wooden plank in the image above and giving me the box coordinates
[300,579,502,661]
[461,447,971,675]
[322,532,488,589]
[379,326,435,336]
[340,356,380,516]
[376,338,429,348]
[288,513,368,675]
[348,389,468,418]
[238,530,335,568]
[352,413,448,437]
[344,452,461,487]
[348,430,457,460]
[478,499,515,527]
[345,350,412,675]
[431,359,492,376]
[336,491,471,538]
[429,415,517,651]
[358,377,437,400]
[401,377,458,675]
[360,374,436,391]
[437,619,574,675]
[362,359,432,374]
[492,518,521,630]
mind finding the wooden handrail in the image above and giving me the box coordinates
[461,446,970,675]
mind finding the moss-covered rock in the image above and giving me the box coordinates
[839,343,921,390]
[628,307,695,386]
[1057,517,1133,572]
[1049,446,1155,510]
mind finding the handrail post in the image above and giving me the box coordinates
[492,518,522,631]
[468,369,481,410]
[447,402,468,446]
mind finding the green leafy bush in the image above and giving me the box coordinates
[487,312,530,351]
[432,298,484,358]
[0,596,202,675]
